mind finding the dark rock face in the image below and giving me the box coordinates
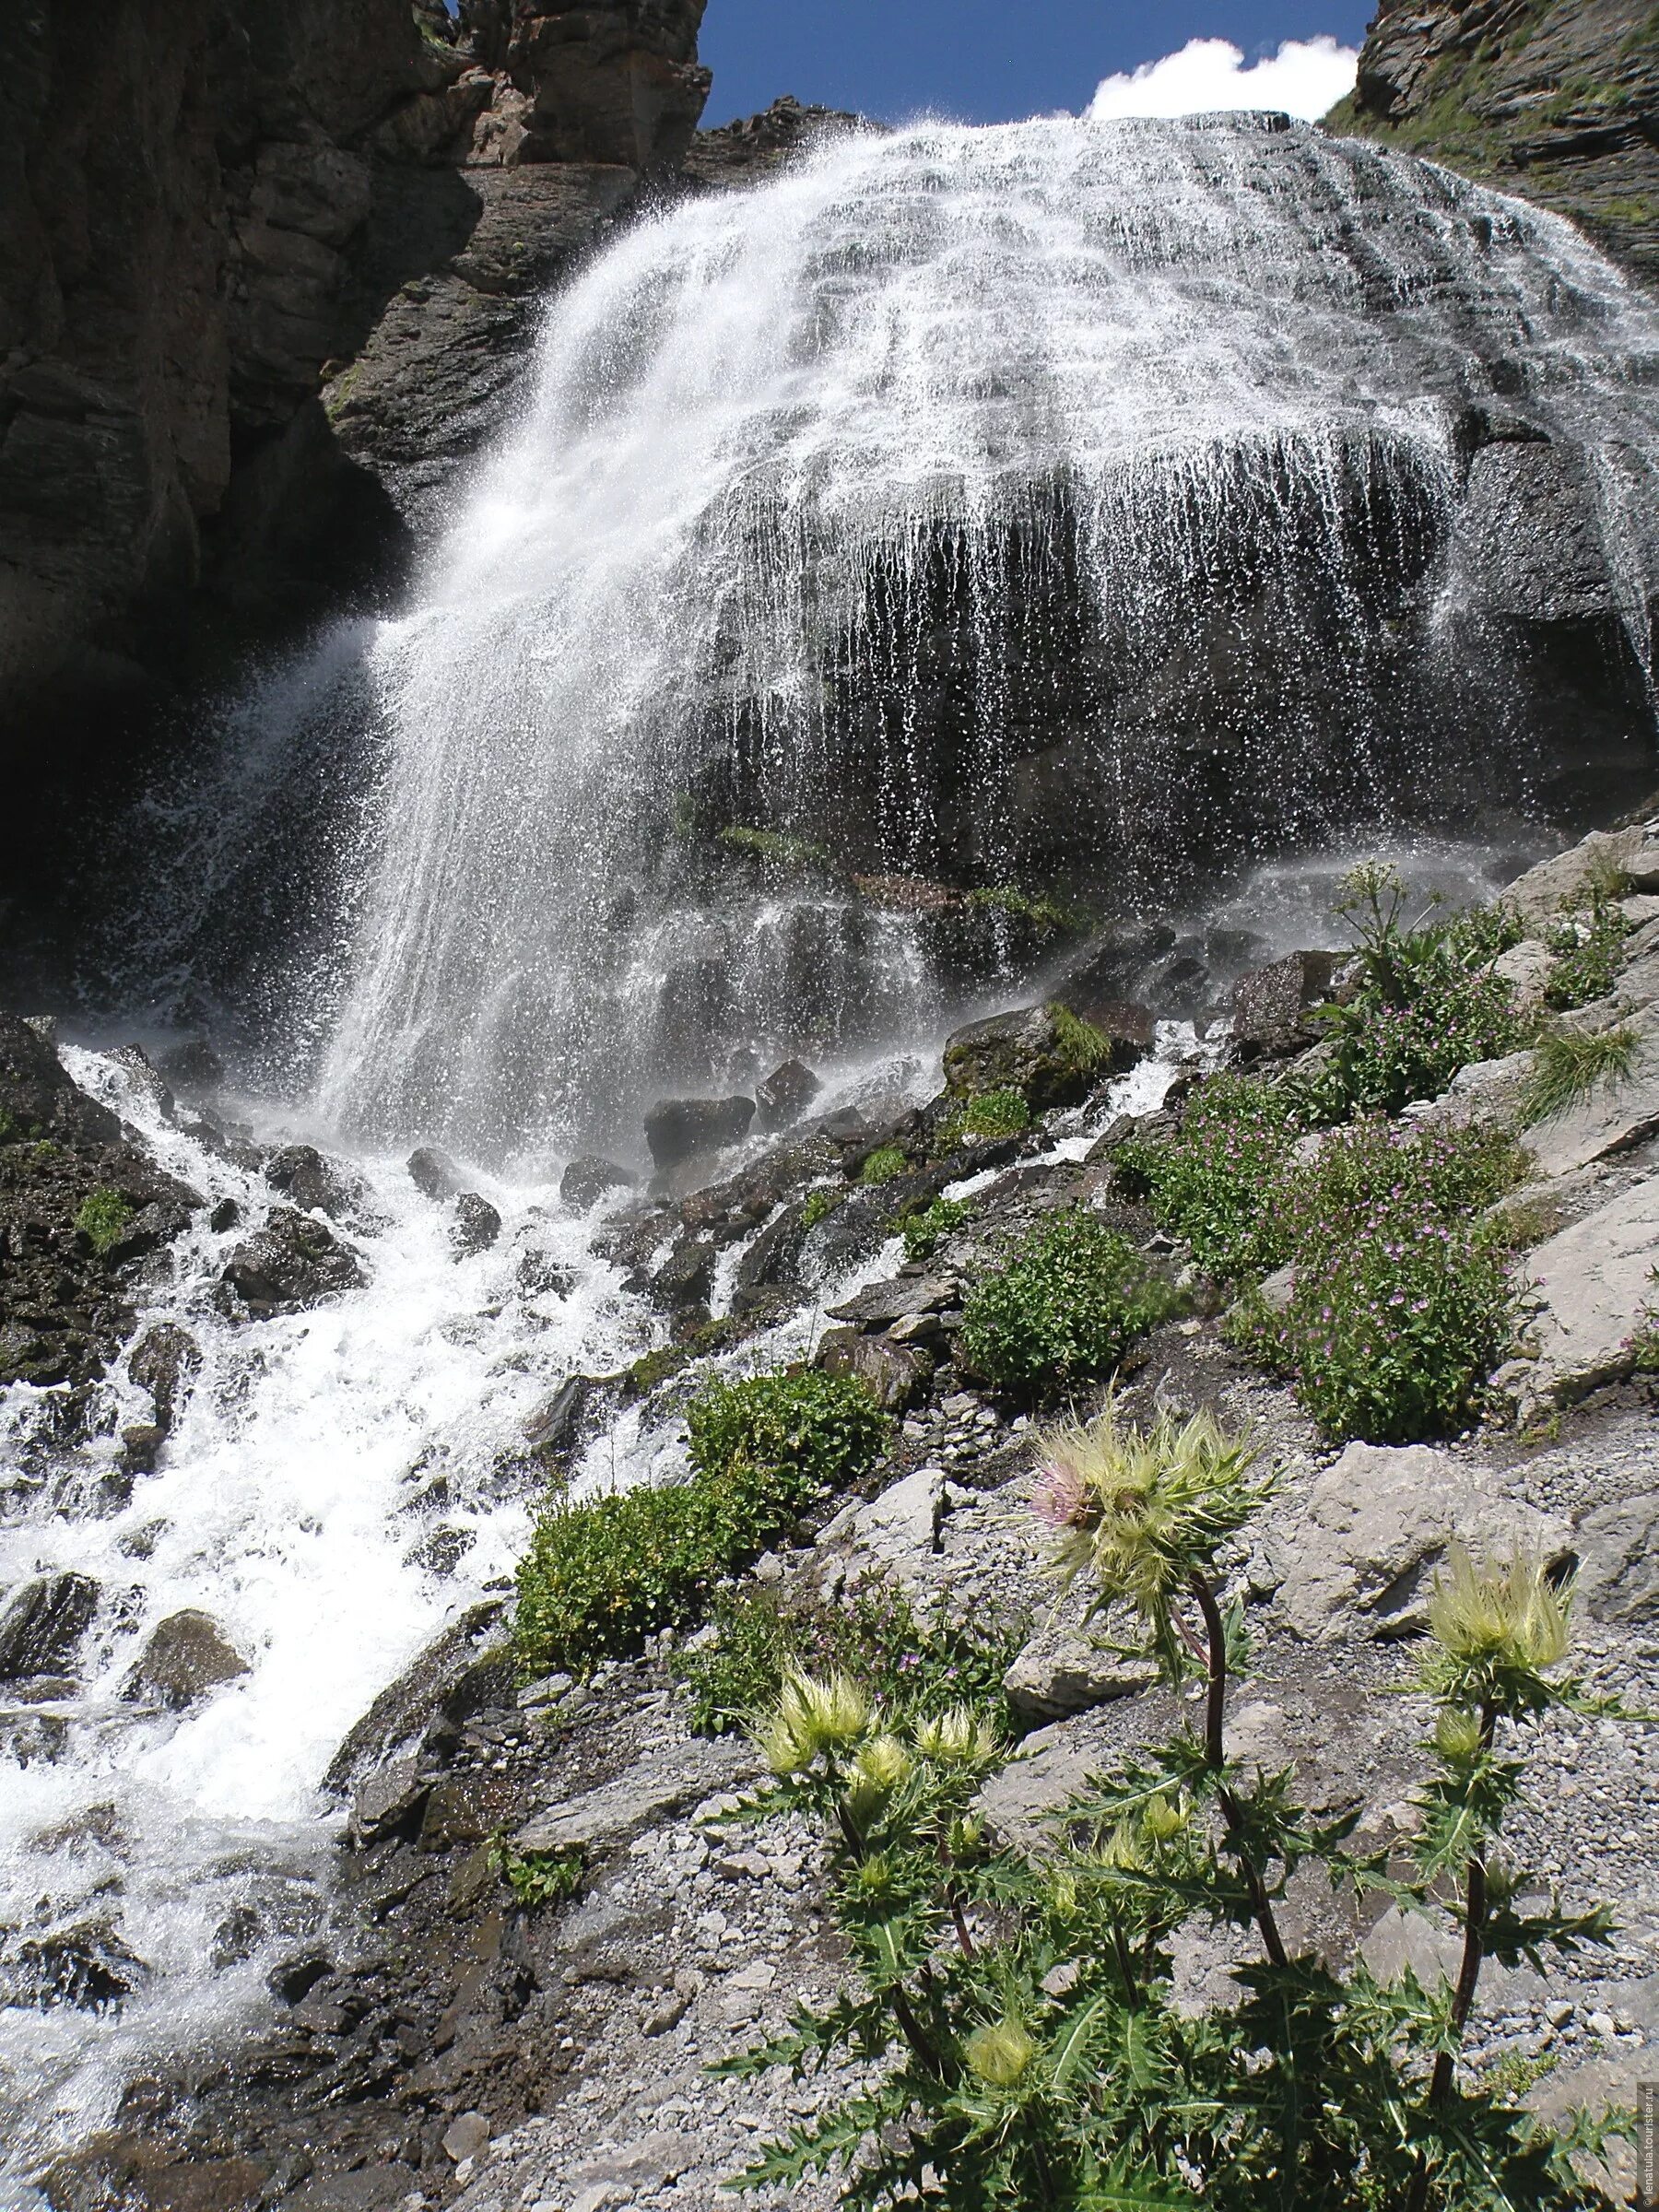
[1334,0,1659,276]
[559,1154,634,1209]
[642,1095,756,1170]
[221,1207,367,1315]
[942,1002,1147,1112]
[1231,951,1342,1059]
[128,1323,205,1431]
[482,0,711,170]
[451,1191,502,1254]
[265,1145,374,1224]
[124,1608,251,1709]
[407,1144,465,1200]
[754,1059,822,1133]
[0,1571,100,1681]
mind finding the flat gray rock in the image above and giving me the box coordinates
[514,1736,759,1857]
[826,1275,959,1324]
[1508,1172,1659,1408]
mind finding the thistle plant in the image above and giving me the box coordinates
[718,1406,1629,2209]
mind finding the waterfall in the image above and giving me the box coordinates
[305,111,1659,1159]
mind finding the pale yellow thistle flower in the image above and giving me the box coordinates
[755,1669,874,1774]
[914,1706,1000,1769]
[1428,1546,1570,1675]
[853,1851,896,1899]
[965,2018,1039,2089]
[1141,1793,1189,1845]
[1434,1705,1484,1762]
[843,1733,914,1827]
[1031,1394,1263,1621]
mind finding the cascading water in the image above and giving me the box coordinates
[6,106,1659,2177]
[303,111,1659,1159]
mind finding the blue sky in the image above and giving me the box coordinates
[700,2,1374,128]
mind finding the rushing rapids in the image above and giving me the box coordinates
[4,104,1659,2175]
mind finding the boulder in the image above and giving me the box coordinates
[407,1145,465,1201]
[816,1466,947,1590]
[264,1144,374,1224]
[1003,1630,1157,1722]
[513,1736,758,1858]
[643,1096,756,1170]
[647,1232,716,1310]
[1265,1442,1569,1641]
[826,1275,959,1326]
[127,1324,203,1432]
[943,1002,1147,1112]
[1230,951,1341,1057]
[451,1192,502,1255]
[815,1327,928,1412]
[124,1609,250,1709]
[349,1755,429,1846]
[1501,819,1659,924]
[221,1208,366,1315]
[2,1919,149,2011]
[729,1204,809,1318]
[0,1011,120,1147]
[560,1154,635,1210]
[1507,1174,1659,1408]
[0,1572,99,1680]
[1521,1018,1659,1180]
[324,1600,507,1793]
[1575,1496,1659,1626]
[755,1059,823,1132]
[521,1375,607,1466]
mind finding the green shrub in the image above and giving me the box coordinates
[0,1107,18,1144]
[935,1088,1031,1154]
[1265,1121,1524,1443]
[515,1370,887,1676]
[1522,1022,1637,1124]
[1543,895,1627,1011]
[488,1837,582,1909]
[892,1195,969,1262]
[75,1187,133,1256]
[1044,1001,1114,1075]
[801,1187,842,1230]
[860,1145,910,1186]
[1296,865,1526,1122]
[959,1207,1179,1400]
[722,1411,1627,2207]
[1115,1074,1299,1282]
[679,1575,1027,1740]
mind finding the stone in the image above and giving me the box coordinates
[1004,1630,1158,1722]
[818,1467,947,1587]
[560,1154,634,1209]
[826,1275,959,1325]
[815,1327,928,1412]
[1266,1442,1568,1641]
[124,1610,250,1709]
[643,1095,756,1170]
[1501,821,1659,924]
[451,1191,502,1255]
[514,1736,758,1857]
[755,1058,823,1131]
[976,1715,1108,1852]
[1576,1497,1659,1625]
[222,1209,366,1315]
[0,1572,99,1681]
[521,1375,601,1465]
[1520,1018,1659,1180]
[1488,938,1551,1010]
[1,1918,150,2011]
[493,2,711,170]
[349,1757,429,1844]
[264,1145,373,1224]
[943,1001,1144,1112]
[0,1013,120,1147]
[441,2112,489,2164]
[1230,951,1340,1057]
[648,1232,716,1310]
[128,1324,203,1431]
[407,1145,465,1201]
[324,1600,506,1791]
[1511,1175,1659,1407]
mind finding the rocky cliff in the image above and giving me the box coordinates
[1331,0,1659,276]
[0,1,716,783]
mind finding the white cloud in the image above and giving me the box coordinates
[1088,35,1359,124]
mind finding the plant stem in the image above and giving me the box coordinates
[1190,1572,1288,1971]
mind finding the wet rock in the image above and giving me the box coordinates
[324,1600,506,1792]
[522,1374,606,1466]
[815,1327,928,1412]
[119,1424,163,1477]
[516,1246,574,1297]
[0,1011,121,1147]
[755,1058,823,1131]
[442,2111,490,2164]
[3,1918,149,2010]
[642,1095,756,1171]
[729,1202,809,1318]
[827,1274,959,1326]
[418,1771,517,1851]
[451,1191,501,1255]
[349,1756,429,1846]
[647,1231,716,1310]
[124,1609,251,1709]
[407,1144,465,1201]
[158,1038,226,1095]
[128,1323,203,1431]
[1230,951,1341,1058]
[406,1524,476,1576]
[221,1208,366,1316]
[209,1197,241,1232]
[943,1001,1143,1112]
[265,1144,374,1224]
[560,1154,635,1209]
[99,1195,196,1264]
[106,1043,176,1121]
[0,1571,99,1680]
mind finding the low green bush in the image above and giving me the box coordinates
[1115,1074,1299,1282]
[959,1207,1179,1400]
[892,1194,970,1262]
[801,1187,842,1230]
[1543,894,1627,1011]
[860,1145,910,1186]
[75,1186,133,1256]
[1295,866,1526,1123]
[1263,1121,1524,1443]
[679,1575,1026,1740]
[515,1370,888,1676]
[488,1836,582,1909]
[934,1088,1030,1154]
